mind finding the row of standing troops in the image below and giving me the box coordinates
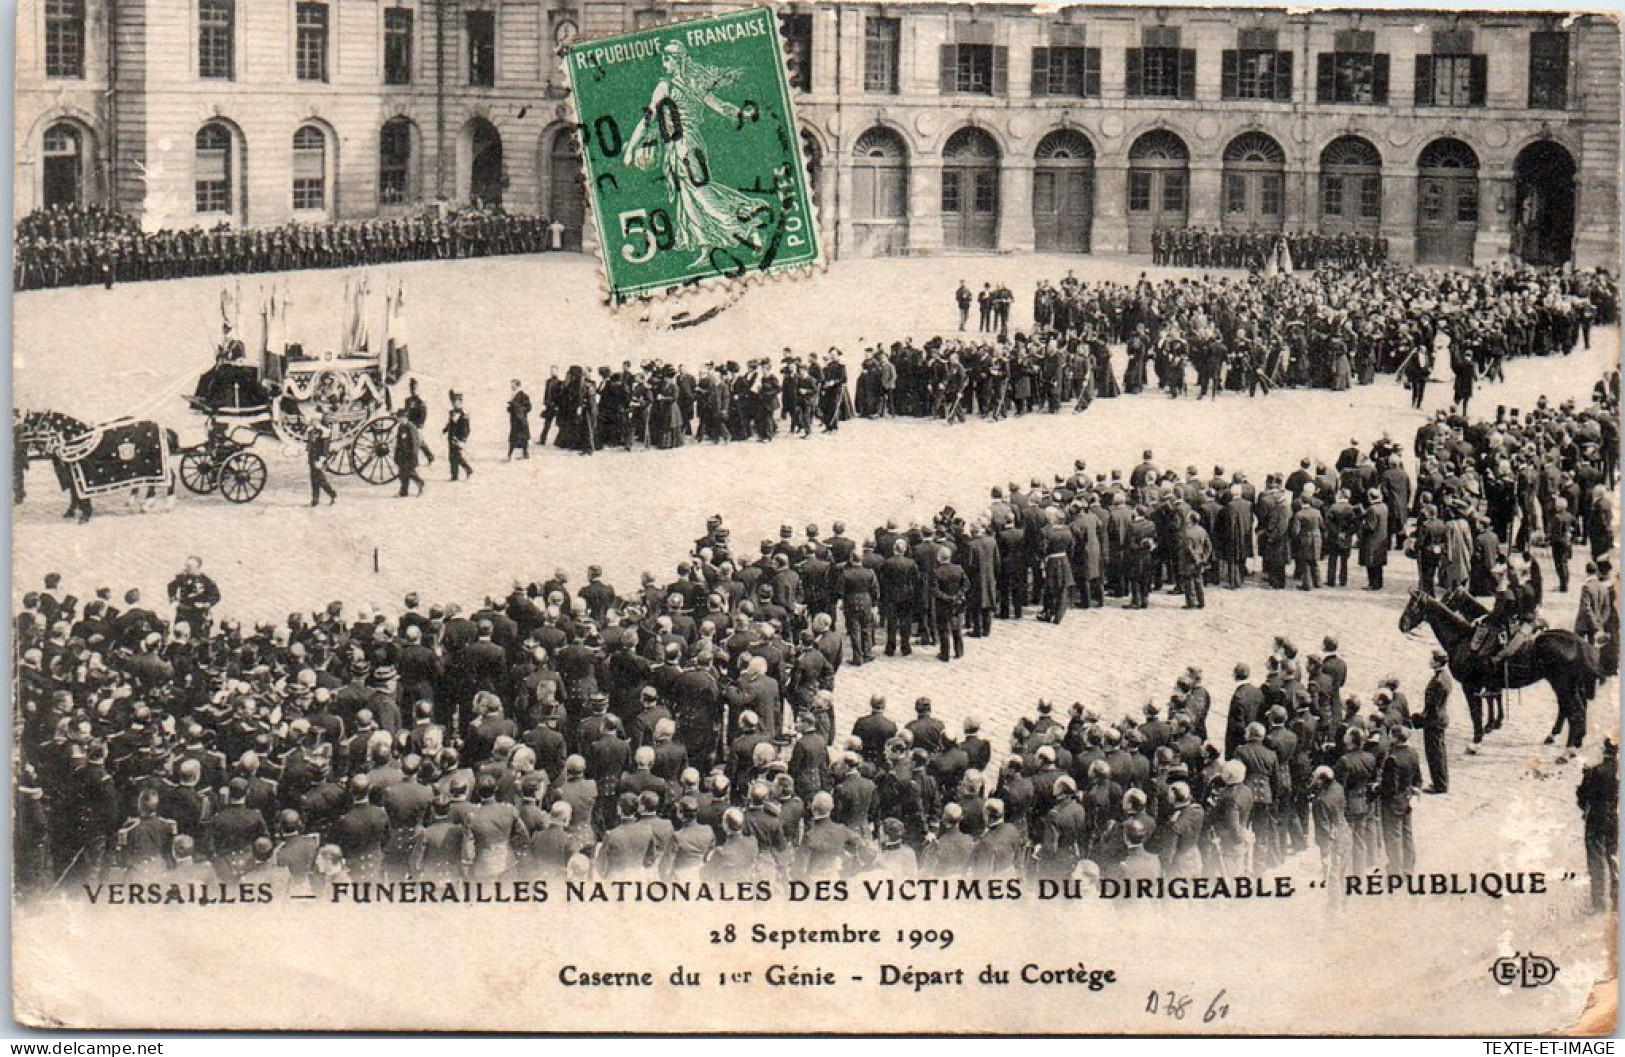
[14,210,559,291]
[1151,227,1389,270]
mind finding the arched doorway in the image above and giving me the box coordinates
[544,127,584,250]
[42,121,90,209]
[1127,129,1188,253]
[467,118,504,206]
[1319,135,1382,235]
[1416,138,1478,266]
[851,126,908,256]
[941,127,1000,250]
[1513,140,1576,266]
[1033,129,1094,253]
[1221,131,1286,233]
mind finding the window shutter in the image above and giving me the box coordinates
[991,46,1008,95]
[1125,47,1142,97]
[1371,53,1390,103]
[1084,47,1101,97]
[939,44,957,93]
[1414,54,1434,105]
[1031,46,1050,96]
[1178,48,1196,99]
[1469,54,1487,106]
[1274,50,1292,100]
[1316,52,1334,102]
[1221,49,1238,98]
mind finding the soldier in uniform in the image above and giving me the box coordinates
[444,392,474,481]
[167,556,221,639]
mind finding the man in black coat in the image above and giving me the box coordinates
[932,546,968,662]
[878,539,918,657]
[1577,738,1619,912]
[839,553,879,665]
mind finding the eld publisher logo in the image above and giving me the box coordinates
[1489,952,1559,988]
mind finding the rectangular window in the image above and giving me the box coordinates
[1128,30,1195,100]
[1528,31,1569,109]
[1322,175,1344,216]
[1128,171,1151,212]
[783,13,812,92]
[941,171,961,213]
[955,43,994,94]
[467,10,495,86]
[973,171,997,213]
[1162,171,1187,214]
[1141,47,1181,97]
[1456,183,1478,224]
[44,0,85,78]
[1224,173,1247,215]
[1317,45,1390,104]
[1416,50,1486,107]
[1260,174,1282,216]
[1359,176,1382,220]
[196,145,230,214]
[384,8,413,86]
[1223,48,1291,100]
[863,16,899,93]
[296,3,329,82]
[1421,182,1443,222]
[199,0,234,79]
[1032,46,1100,98]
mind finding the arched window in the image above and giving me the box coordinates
[293,125,327,211]
[195,123,234,215]
[379,118,414,205]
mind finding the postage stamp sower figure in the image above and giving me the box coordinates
[566,7,822,302]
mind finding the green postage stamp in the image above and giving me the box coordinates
[564,7,822,302]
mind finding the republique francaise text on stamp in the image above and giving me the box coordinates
[564,7,822,302]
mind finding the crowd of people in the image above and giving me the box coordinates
[1151,228,1389,271]
[13,204,561,291]
[14,366,1618,895]
[451,263,1618,463]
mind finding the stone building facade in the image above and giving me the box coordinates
[14,1,1621,266]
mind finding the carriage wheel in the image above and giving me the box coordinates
[322,446,353,477]
[350,418,400,485]
[218,451,267,503]
[179,451,218,495]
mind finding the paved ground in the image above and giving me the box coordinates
[12,252,1619,1031]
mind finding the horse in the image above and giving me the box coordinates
[18,409,179,520]
[1398,588,1601,756]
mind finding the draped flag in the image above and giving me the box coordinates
[383,280,411,384]
[63,420,170,498]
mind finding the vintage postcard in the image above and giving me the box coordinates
[8,0,1621,1036]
